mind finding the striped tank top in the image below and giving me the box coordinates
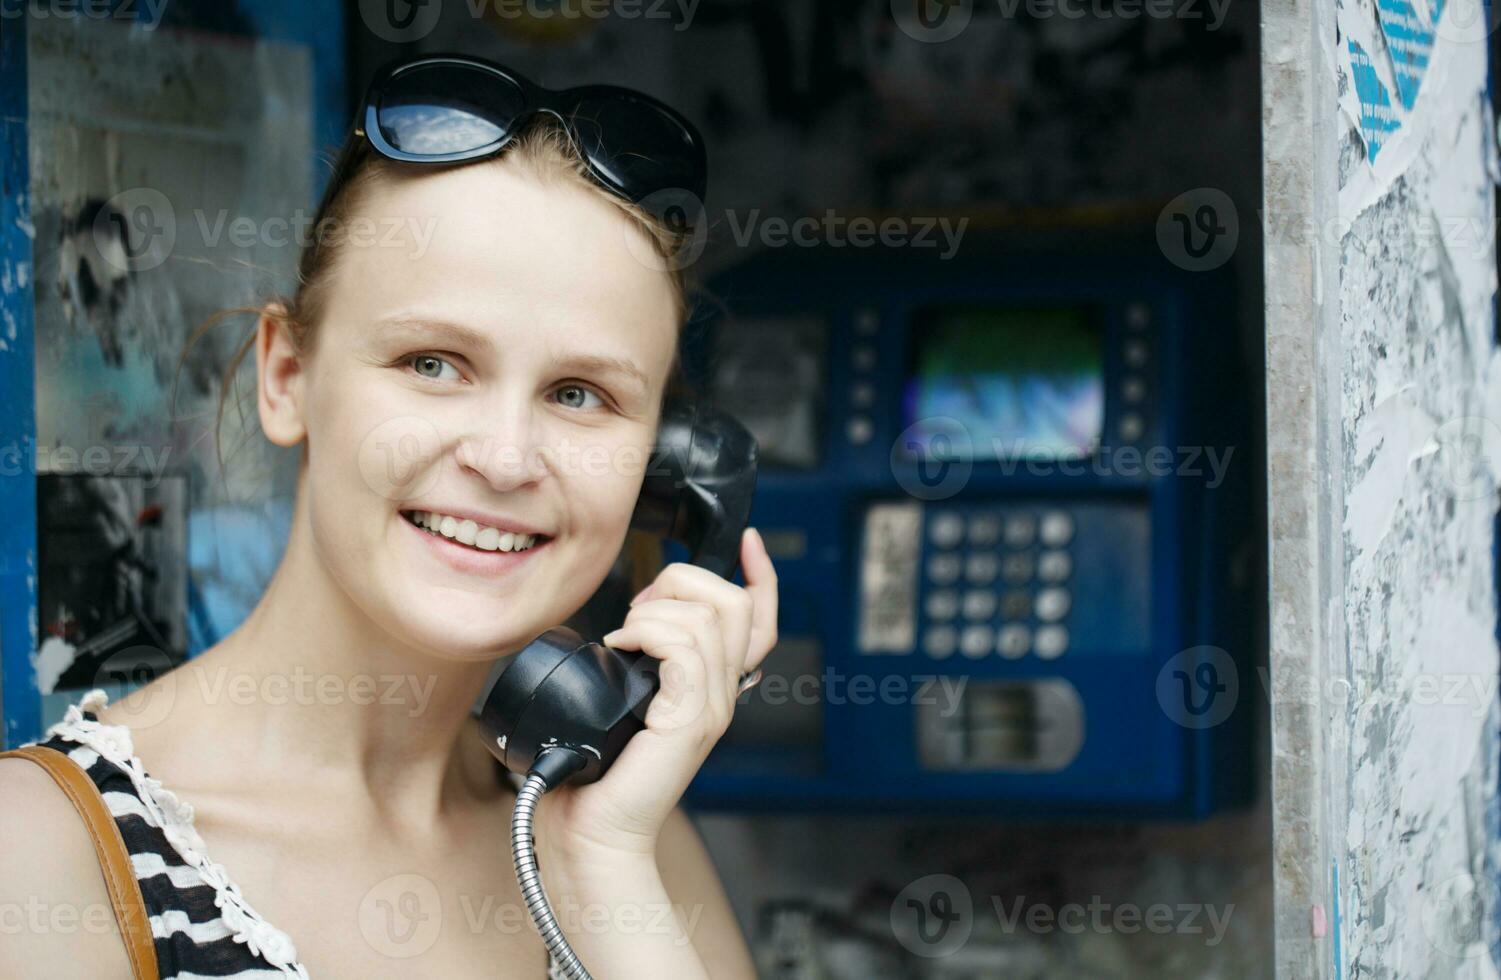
[31,690,566,979]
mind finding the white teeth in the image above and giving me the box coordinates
[408,511,542,553]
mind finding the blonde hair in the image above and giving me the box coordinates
[184,119,698,472]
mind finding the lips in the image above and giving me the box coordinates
[402,509,546,553]
[400,510,552,575]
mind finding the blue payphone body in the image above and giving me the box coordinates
[681,241,1253,818]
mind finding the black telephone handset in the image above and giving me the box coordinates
[477,396,758,790]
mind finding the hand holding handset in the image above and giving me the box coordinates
[479,396,758,980]
[477,396,759,787]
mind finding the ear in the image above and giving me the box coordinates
[256,302,307,448]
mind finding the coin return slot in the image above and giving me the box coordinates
[916,680,1084,772]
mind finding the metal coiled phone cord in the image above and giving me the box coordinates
[512,748,593,980]
[509,670,763,980]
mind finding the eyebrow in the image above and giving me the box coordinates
[375,316,652,395]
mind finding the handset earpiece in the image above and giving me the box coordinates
[477,396,758,787]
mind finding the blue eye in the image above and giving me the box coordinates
[409,354,461,381]
[555,384,604,410]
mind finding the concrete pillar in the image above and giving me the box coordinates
[1263,2,1500,976]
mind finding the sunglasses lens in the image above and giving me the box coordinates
[377,64,526,156]
[570,94,704,202]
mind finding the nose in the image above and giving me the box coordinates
[453,391,549,492]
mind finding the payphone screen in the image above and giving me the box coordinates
[902,306,1104,460]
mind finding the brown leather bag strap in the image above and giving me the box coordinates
[1,744,159,979]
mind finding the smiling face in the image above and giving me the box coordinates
[256,154,681,660]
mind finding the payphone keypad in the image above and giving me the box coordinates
[920,508,1076,661]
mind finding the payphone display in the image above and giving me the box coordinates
[682,244,1251,818]
[902,306,1105,460]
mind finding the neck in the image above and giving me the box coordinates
[183,497,509,824]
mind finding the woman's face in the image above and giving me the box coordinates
[273,159,679,660]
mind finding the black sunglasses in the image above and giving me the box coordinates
[356,55,708,219]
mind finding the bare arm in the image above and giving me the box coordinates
[654,805,756,979]
[534,804,754,980]
[0,757,135,980]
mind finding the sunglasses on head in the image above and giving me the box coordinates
[355,55,708,220]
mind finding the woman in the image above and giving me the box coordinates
[0,56,776,979]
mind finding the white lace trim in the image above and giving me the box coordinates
[43,689,310,979]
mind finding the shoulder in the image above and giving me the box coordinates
[0,754,136,979]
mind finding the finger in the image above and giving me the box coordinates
[603,620,716,735]
[740,528,780,670]
[637,563,755,676]
[602,616,695,658]
[610,599,733,719]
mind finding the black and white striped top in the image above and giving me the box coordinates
[33,690,566,979]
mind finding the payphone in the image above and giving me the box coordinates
[680,241,1252,818]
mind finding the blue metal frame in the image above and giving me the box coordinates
[0,2,347,746]
[0,14,39,748]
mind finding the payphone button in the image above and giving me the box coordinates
[846,416,873,444]
[925,590,960,620]
[967,514,1001,546]
[996,624,1031,659]
[1000,590,1032,619]
[852,381,875,407]
[927,553,962,584]
[960,625,994,659]
[1127,301,1151,329]
[852,343,878,371]
[1002,553,1034,584]
[1125,338,1150,368]
[923,625,958,659]
[1003,516,1036,548]
[1035,626,1069,660]
[964,552,1000,584]
[962,590,997,620]
[1122,376,1147,404]
[1039,511,1074,547]
[929,513,965,549]
[1036,588,1072,622]
[1118,413,1145,442]
[1037,550,1072,582]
